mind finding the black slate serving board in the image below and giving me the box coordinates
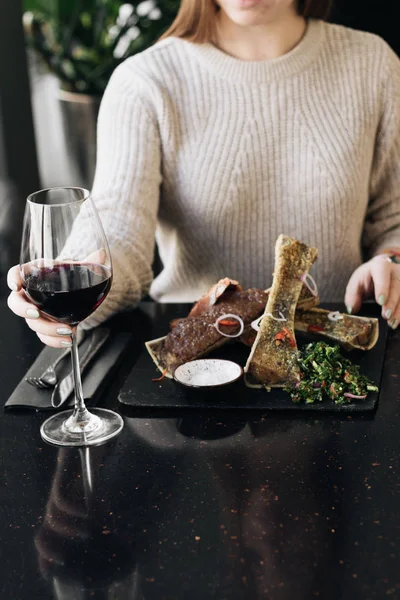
[118,303,387,412]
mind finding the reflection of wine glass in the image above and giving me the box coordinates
[35,447,139,599]
[20,187,123,446]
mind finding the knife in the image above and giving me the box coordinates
[51,328,111,408]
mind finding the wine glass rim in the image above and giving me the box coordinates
[27,187,90,206]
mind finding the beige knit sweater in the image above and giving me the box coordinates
[87,19,400,326]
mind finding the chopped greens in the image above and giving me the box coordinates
[285,341,379,405]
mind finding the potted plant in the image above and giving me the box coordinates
[23,0,179,187]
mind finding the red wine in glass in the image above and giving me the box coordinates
[23,263,112,326]
[20,187,124,447]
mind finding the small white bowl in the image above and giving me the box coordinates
[174,359,243,389]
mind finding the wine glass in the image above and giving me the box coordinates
[20,187,124,446]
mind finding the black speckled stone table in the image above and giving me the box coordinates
[1,296,399,600]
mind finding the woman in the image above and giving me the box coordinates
[7,0,400,347]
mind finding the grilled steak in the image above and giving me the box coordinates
[146,288,268,377]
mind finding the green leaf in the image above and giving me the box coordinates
[24,0,95,21]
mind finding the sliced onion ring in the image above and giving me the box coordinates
[344,392,367,400]
[301,273,318,297]
[328,310,344,322]
[214,313,244,338]
[251,317,263,332]
[251,312,287,331]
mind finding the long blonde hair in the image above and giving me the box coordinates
[160,0,333,44]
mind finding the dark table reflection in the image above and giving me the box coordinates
[34,445,139,599]
[122,415,347,600]
[33,416,345,600]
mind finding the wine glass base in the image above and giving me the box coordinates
[40,408,124,447]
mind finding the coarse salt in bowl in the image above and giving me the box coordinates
[173,359,243,389]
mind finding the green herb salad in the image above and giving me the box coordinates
[285,342,379,405]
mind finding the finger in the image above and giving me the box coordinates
[387,276,400,330]
[25,317,75,339]
[7,290,70,333]
[7,290,42,320]
[344,264,372,315]
[368,255,393,311]
[7,265,22,292]
[381,268,400,323]
[83,249,107,265]
[36,332,73,349]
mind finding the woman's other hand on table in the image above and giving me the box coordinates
[7,264,76,347]
[345,254,400,329]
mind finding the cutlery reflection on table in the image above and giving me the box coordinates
[51,327,111,408]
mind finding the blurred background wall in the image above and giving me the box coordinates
[332,0,399,56]
[0,0,40,272]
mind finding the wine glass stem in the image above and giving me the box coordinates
[70,331,89,418]
[62,331,104,436]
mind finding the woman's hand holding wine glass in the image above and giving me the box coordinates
[8,263,78,348]
[8,250,108,347]
[7,187,124,447]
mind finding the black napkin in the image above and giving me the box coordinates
[5,329,133,411]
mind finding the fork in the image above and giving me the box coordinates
[26,330,85,389]
[26,347,72,389]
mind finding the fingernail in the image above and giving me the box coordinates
[60,340,73,347]
[346,305,352,315]
[385,309,393,320]
[9,281,18,292]
[378,295,386,306]
[26,308,40,319]
[57,327,73,336]
[390,320,398,330]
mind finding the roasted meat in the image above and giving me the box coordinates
[146,288,269,377]
[188,278,242,317]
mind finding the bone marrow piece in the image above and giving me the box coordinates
[239,285,320,348]
[244,235,318,387]
[294,308,379,351]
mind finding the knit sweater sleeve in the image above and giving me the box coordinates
[81,61,162,328]
[363,43,400,257]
